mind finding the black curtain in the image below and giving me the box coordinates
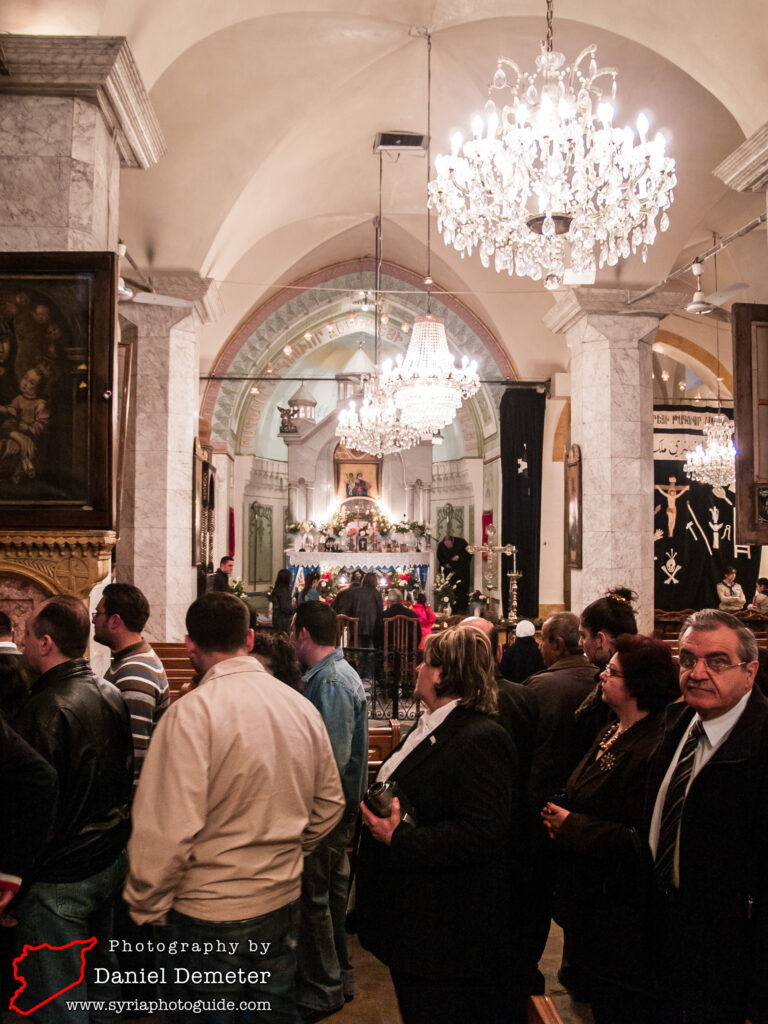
[653,405,759,610]
[500,389,546,618]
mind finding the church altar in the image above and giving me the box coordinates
[286,549,433,593]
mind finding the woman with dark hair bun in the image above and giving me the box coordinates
[542,634,676,1024]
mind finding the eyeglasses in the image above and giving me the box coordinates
[602,665,625,678]
[678,653,749,674]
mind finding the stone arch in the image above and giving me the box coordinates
[201,259,517,455]
[653,328,734,397]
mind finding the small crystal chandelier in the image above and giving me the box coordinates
[383,315,479,434]
[336,370,424,456]
[684,414,736,490]
[335,163,426,457]
[683,249,736,489]
[428,0,677,289]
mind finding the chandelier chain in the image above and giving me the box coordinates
[426,30,432,311]
[545,0,553,53]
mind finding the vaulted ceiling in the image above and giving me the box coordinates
[3,0,767,387]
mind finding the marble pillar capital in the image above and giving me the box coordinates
[119,300,195,335]
[543,287,684,337]
[715,120,768,192]
[120,271,222,327]
[0,35,165,168]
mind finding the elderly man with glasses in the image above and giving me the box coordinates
[646,609,768,1024]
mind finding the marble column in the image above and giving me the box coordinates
[116,304,198,642]
[0,36,164,250]
[544,289,681,632]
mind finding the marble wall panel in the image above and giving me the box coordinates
[610,458,644,495]
[0,156,69,226]
[0,225,69,250]
[66,228,102,250]
[69,158,97,234]
[71,99,100,163]
[0,96,72,156]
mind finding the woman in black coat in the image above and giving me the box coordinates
[542,634,678,1024]
[270,568,294,634]
[356,627,523,1024]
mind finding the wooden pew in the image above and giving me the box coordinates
[367,719,402,783]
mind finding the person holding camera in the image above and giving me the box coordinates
[355,627,523,1024]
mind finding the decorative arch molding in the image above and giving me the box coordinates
[201,259,518,451]
[653,328,734,396]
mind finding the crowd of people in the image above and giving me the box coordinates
[1,571,768,1024]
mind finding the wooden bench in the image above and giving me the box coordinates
[367,719,402,783]
[528,995,564,1024]
[152,641,195,702]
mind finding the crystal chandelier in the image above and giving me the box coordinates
[335,158,427,457]
[682,260,736,490]
[383,315,479,435]
[684,414,736,490]
[428,0,677,289]
[336,370,424,456]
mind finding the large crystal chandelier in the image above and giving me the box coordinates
[684,414,736,490]
[336,370,424,456]
[383,315,479,435]
[428,0,677,289]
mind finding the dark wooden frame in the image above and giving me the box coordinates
[732,303,768,544]
[114,337,133,536]
[565,442,582,569]
[0,251,117,529]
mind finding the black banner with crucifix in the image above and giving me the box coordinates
[653,405,759,611]
[500,389,546,617]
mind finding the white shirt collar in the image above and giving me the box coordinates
[419,698,460,731]
[694,688,752,747]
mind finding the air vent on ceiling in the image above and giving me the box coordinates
[373,131,428,155]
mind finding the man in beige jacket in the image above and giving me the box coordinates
[124,592,344,1024]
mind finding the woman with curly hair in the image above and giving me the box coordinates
[356,627,523,1024]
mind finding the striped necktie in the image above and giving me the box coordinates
[654,719,705,891]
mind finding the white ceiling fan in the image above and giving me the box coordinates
[685,257,747,322]
[117,242,193,308]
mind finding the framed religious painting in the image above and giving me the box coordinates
[565,443,582,569]
[333,443,382,502]
[0,251,117,529]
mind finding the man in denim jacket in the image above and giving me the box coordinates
[292,601,368,1022]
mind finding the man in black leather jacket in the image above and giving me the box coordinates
[12,595,133,1022]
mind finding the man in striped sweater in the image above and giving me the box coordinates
[94,582,169,786]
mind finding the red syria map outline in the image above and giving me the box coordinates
[9,936,97,1014]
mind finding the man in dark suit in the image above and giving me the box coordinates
[212,555,234,591]
[646,609,768,1024]
[526,612,599,806]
